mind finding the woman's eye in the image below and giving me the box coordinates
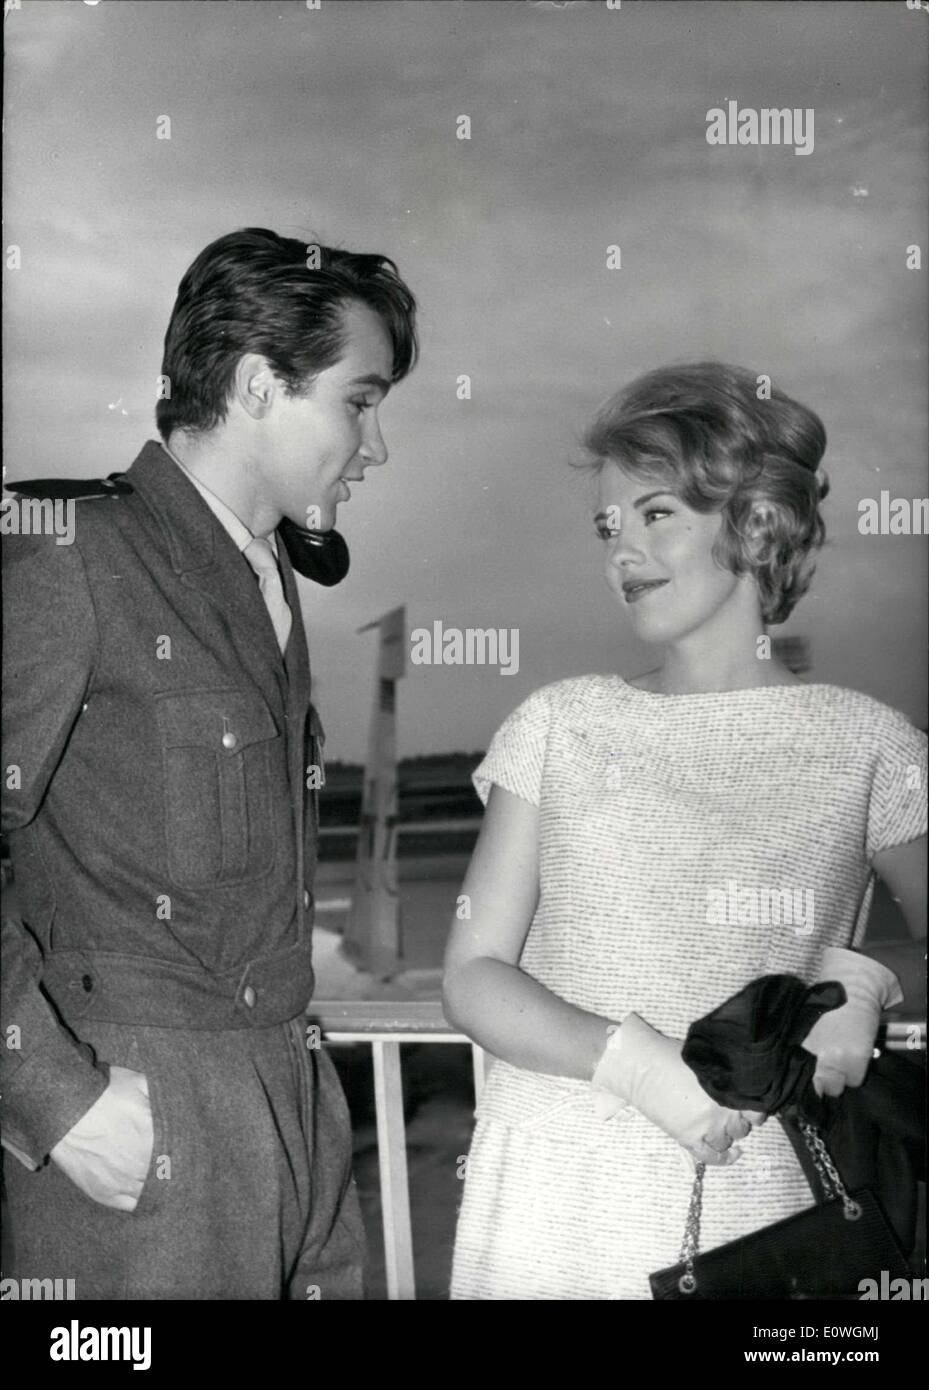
[348,398,370,414]
[596,509,671,537]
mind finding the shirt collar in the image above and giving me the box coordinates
[161,442,277,557]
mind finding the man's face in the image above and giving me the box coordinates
[255,299,394,532]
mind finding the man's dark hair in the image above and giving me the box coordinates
[156,227,418,440]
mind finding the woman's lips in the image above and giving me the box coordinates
[623,579,669,604]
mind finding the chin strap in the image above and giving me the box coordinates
[278,517,350,587]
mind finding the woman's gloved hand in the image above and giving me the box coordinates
[591,1013,750,1166]
[801,947,904,1097]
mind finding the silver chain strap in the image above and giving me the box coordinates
[675,1121,860,1297]
[676,1160,706,1295]
[798,1119,862,1222]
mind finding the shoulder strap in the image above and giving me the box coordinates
[3,472,134,500]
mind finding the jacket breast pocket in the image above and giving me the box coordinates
[155,688,280,889]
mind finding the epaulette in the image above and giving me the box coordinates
[2,472,134,500]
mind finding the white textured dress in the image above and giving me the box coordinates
[450,676,927,1300]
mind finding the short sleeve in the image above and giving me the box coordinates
[866,713,928,862]
[472,686,553,809]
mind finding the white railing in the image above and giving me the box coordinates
[308,1000,485,1301]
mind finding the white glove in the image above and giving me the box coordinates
[801,947,903,1097]
[591,1013,751,1166]
[50,1065,154,1211]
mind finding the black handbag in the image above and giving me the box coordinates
[649,1116,910,1300]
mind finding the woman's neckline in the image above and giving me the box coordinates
[612,674,838,700]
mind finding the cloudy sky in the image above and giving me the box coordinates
[5,0,927,758]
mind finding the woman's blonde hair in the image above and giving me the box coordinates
[580,362,829,624]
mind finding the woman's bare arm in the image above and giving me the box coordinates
[442,784,614,1079]
[863,834,927,1013]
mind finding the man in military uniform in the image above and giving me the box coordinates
[1,227,418,1298]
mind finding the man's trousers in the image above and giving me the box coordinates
[2,1015,366,1299]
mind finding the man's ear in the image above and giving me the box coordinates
[279,518,350,586]
[234,354,277,420]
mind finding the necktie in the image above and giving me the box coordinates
[244,536,293,654]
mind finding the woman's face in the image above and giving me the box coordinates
[596,459,746,646]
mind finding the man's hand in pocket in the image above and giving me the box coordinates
[50,1065,154,1211]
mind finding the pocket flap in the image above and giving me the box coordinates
[155,689,279,754]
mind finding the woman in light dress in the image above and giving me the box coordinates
[443,362,926,1300]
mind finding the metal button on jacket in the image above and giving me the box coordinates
[242,985,257,1008]
[222,730,238,750]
